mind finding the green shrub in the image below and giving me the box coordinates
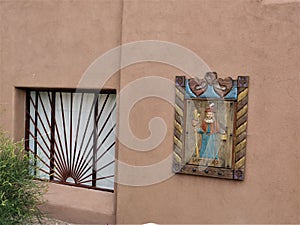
[0,132,46,225]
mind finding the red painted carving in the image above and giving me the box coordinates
[189,78,208,96]
[213,77,233,97]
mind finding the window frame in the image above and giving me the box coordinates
[24,88,117,192]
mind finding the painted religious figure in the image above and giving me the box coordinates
[192,103,226,165]
[173,74,249,179]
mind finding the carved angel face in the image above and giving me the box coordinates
[206,112,214,120]
[204,112,215,123]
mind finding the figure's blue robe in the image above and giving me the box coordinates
[198,125,219,159]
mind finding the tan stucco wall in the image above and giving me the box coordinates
[0,0,122,138]
[41,182,115,224]
[1,0,299,224]
[0,0,122,224]
[116,0,299,224]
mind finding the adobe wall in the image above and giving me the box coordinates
[116,0,299,224]
[0,0,122,139]
[0,0,122,223]
[0,0,299,224]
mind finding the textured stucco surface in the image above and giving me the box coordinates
[0,0,121,137]
[117,0,300,224]
[0,0,121,224]
[0,0,299,224]
[41,182,115,224]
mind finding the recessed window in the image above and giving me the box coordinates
[25,89,116,192]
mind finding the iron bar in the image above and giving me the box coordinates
[25,90,116,191]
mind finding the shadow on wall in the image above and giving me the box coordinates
[261,0,300,4]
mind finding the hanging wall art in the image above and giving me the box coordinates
[173,72,249,180]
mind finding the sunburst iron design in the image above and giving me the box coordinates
[25,90,116,192]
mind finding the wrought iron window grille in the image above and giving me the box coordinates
[25,89,116,192]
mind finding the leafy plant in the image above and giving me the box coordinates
[0,132,46,224]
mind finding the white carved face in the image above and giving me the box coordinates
[206,112,214,120]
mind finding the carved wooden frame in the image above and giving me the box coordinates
[173,73,249,180]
